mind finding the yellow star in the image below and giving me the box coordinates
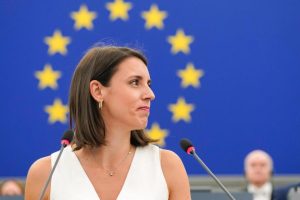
[106,0,132,21]
[178,63,204,88]
[34,64,61,90]
[70,5,97,30]
[169,97,195,122]
[167,29,194,54]
[146,123,168,146]
[44,30,71,55]
[141,4,167,30]
[45,99,69,124]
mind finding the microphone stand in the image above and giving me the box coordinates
[191,150,236,200]
[38,144,66,200]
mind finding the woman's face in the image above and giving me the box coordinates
[101,56,155,131]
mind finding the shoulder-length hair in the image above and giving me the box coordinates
[69,45,156,150]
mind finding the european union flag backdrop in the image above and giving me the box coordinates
[1,0,300,177]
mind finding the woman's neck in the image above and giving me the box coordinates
[83,129,134,168]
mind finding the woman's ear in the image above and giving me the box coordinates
[90,80,105,102]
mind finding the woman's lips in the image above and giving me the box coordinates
[138,106,150,112]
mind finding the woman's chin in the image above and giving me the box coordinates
[136,120,149,129]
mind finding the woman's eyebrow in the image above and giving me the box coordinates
[128,75,143,80]
[128,75,152,83]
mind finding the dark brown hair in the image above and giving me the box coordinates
[69,45,156,150]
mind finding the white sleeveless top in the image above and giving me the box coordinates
[50,144,169,200]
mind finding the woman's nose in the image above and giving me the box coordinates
[144,86,155,101]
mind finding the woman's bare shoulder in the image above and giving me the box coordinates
[29,156,51,172]
[160,149,187,174]
[160,149,183,166]
[27,156,52,181]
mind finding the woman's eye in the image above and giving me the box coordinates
[130,79,139,86]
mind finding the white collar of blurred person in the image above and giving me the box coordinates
[248,182,272,200]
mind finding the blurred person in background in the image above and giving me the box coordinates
[273,182,300,200]
[244,150,274,200]
[0,179,24,196]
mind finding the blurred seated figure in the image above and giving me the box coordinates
[0,179,24,196]
[244,150,274,200]
[287,183,300,200]
[273,182,300,200]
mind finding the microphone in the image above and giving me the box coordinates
[38,129,74,200]
[180,138,236,200]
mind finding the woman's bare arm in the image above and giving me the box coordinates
[161,149,191,200]
[25,156,51,200]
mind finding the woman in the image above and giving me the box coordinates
[25,45,191,200]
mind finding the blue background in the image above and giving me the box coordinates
[0,0,299,177]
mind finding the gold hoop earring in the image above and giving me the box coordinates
[99,100,103,110]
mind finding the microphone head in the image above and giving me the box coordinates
[61,130,74,147]
[180,138,195,155]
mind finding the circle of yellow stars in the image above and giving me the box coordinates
[34,0,205,146]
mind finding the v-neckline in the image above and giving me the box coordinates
[70,146,139,200]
